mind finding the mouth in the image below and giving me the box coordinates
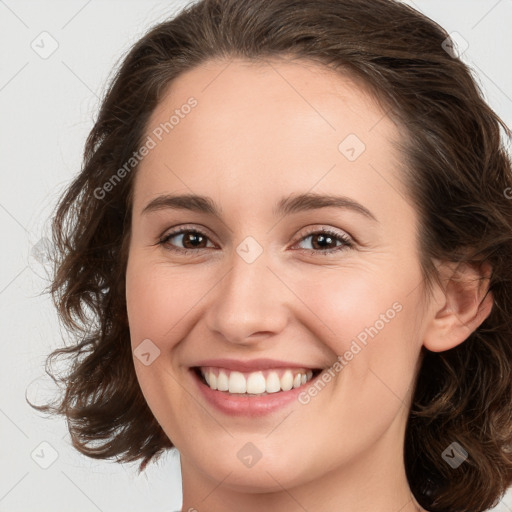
[192,366,323,396]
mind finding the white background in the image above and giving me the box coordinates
[0,1,511,511]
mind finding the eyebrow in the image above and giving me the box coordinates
[141,192,377,222]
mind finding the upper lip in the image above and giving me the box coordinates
[192,358,321,372]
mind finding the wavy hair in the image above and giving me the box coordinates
[29,1,512,510]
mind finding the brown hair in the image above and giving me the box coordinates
[30,0,512,510]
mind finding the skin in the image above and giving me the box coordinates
[125,57,493,512]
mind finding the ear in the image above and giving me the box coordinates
[423,260,493,352]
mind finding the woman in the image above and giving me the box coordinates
[32,0,512,510]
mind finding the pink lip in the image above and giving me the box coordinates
[190,367,321,417]
[192,358,319,372]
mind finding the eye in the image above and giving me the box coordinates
[292,227,353,256]
[157,225,353,256]
[158,227,216,255]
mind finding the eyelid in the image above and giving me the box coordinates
[293,224,353,243]
[158,224,215,242]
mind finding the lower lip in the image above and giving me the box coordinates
[191,369,318,417]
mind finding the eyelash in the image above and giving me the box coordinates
[157,225,354,256]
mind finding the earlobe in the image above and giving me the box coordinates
[423,261,493,353]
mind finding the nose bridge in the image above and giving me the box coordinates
[204,242,288,344]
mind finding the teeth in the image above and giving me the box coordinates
[266,372,281,393]
[229,371,246,393]
[281,370,294,391]
[209,372,217,390]
[200,367,317,394]
[217,370,229,391]
[246,371,266,394]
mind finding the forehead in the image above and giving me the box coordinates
[149,57,394,147]
[133,57,407,218]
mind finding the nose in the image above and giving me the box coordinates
[203,248,290,346]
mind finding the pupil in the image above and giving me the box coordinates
[185,232,204,248]
[315,234,333,249]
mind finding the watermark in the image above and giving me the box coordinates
[31,441,59,469]
[236,236,264,264]
[237,442,262,468]
[133,338,161,366]
[31,236,52,265]
[31,31,59,60]
[338,133,366,162]
[504,187,512,200]
[441,32,469,59]
[298,301,403,405]
[93,96,198,200]
[442,441,468,469]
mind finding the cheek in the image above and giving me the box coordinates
[292,265,421,402]
[293,266,406,350]
[126,256,201,437]
[126,256,207,346]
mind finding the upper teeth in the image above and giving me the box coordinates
[200,367,314,394]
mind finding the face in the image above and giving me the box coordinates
[126,58,429,493]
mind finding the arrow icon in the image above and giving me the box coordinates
[237,441,262,468]
[444,448,455,459]
[31,441,59,469]
[134,339,161,366]
[338,134,365,161]
[236,236,263,263]
[442,441,468,468]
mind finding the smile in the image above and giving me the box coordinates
[197,367,319,395]
[190,359,325,416]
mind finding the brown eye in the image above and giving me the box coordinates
[294,229,353,255]
[159,229,215,253]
